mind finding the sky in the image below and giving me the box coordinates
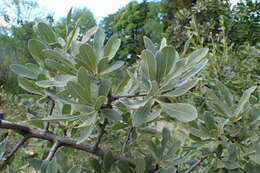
[0,0,240,26]
[37,0,143,23]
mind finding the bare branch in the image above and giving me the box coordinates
[0,136,28,169]
[184,156,208,173]
[0,120,134,166]
[45,141,60,161]
[93,118,108,151]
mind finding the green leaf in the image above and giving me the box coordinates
[101,109,122,121]
[55,150,70,172]
[46,159,58,173]
[249,142,260,165]
[155,167,176,173]
[77,67,92,102]
[40,114,78,122]
[161,46,178,75]
[42,49,75,69]
[103,151,115,173]
[76,111,97,128]
[135,157,146,173]
[45,59,75,75]
[95,96,107,110]
[38,22,57,44]
[66,81,92,105]
[36,75,75,88]
[160,37,167,50]
[78,44,97,73]
[82,26,98,43]
[28,39,47,64]
[207,90,232,117]
[144,36,156,54]
[117,161,133,173]
[158,101,197,122]
[155,51,167,83]
[68,165,82,173]
[98,79,112,97]
[89,158,102,173]
[10,64,38,79]
[161,78,199,97]
[99,61,124,75]
[94,27,105,59]
[104,35,121,60]
[133,105,161,127]
[234,86,256,117]
[98,57,109,73]
[40,160,49,173]
[28,159,43,170]
[187,48,209,65]
[215,80,234,107]
[18,77,43,95]
[161,127,171,154]
[77,124,95,144]
[140,50,157,81]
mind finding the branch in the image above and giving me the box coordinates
[0,136,28,169]
[44,99,55,131]
[45,141,60,161]
[184,156,208,173]
[93,118,108,151]
[121,127,134,153]
[0,120,134,166]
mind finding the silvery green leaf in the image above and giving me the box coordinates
[10,64,38,79]
[234,86,256,117]
[77,124,95,144]
[76,111,98,128]
[18,77,43,95]
[66,81,92,105]
[140,50,157,81]
[161,46,178,75]
[78,44,97,73]
[94,27,105,59]
[38,22,57,44]
[144,36,156,54]
[95,96,107,110]
[155,51,167,83]
[100,61,124,75]
[36,75,75,88]
[104,35,121,60]
[158,101,197,122]
[68,166,82,173]
[161,78,199,97]
[28,39,47,64]
[101,109,122,121]
[187,48,209,65]
[98,79,112,97]
[215,80,234,107]
[40,115,78,122]
[160,37,167,50]
[82,26,98,43]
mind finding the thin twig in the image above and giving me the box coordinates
[0,136,28,169]
[184,156,208,173]
[121,127,134,153]
[44,99,55,131]
[93,118,108,151]
[45,141,60,161]
[0,120,134,166]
